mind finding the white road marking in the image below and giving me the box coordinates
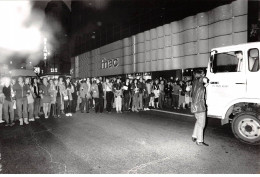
[150,109,194,117]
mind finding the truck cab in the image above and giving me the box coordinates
[206,42,260,145]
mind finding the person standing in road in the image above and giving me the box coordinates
[40,77,51,119]
[64,77,74,117]
[2,77,15,126]
[90,79,100,113]
[71,79,78,113]
[32,78,41,119]
[54,79,61,118]
[104,78,113,113]
[13,76,30,125]
[113,78,122,113]
[25,77,35,122]
[137,78,145,111]
[97,78,104,113]
[0,82,5,124]
[122,78,131,112]
[164,80,173,108]
[172,81,181,109]
[158,80,165,109]
[191,70,209,146]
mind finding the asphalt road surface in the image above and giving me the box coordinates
[0,109,259,174]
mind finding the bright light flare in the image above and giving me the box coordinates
[0,1,43,54]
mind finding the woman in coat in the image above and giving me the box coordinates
[64,77,74,117]
[90,80,99,113]
[39,77,51,119]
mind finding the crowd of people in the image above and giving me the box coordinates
[0,75,193,127]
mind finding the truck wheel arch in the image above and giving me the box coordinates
[221,99,260,125]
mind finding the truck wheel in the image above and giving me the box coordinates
[231,112,260,145]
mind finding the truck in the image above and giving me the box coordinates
[206,42,260,145]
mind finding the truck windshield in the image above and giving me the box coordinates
[211,51,242,73]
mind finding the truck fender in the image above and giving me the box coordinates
[221,98,260,125]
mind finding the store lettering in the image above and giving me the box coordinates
[101,58,119,69]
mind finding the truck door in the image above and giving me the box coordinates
[246,48,260,98]
[206,50,247,118]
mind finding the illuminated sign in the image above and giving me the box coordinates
[43,37,49,60]
[101,58,119,69]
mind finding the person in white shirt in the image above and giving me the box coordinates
[105,78,113,113]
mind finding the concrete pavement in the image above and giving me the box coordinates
[0,109,259,174]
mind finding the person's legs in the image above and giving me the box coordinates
[56,98,61,117]
[9,101,14,124]
[28,103,34,121]
[47,102,51,116]
[16,99,23,125]
[76,96,81,111]
[64,101,68,115]
[3,101,9,124]
[192,112,206,143]
[22,98,28,124]
[118,97,122,112]
[115,96,119,112]
[34,98,40,118]
[80,98,86,113]
[138,93,143,110]
[0,103,3,123]
[43,103,48,118]
[68,100,72,115]
[106,92,112,112]
[99,97,104,113]
[52,103,56,116]
[86,98,90,113]
[94,98,99,113]
[72,97,77,113]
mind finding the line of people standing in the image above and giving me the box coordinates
[0,75,192,126]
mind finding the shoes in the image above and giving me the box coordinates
[192,137,197,142]
[57,115,61,118]
[45,116,49,119]
[24,118,29,124]
[29,118,35,122]
[10,122,15,127]
[19,119,23,126]
[196,142,209,146]
[65,113,69,117]
[35,116,40,119]
[5,123,9,127]
[0,120,5,123]
[69,113,72,116]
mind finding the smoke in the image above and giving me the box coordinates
[0,1,57,66]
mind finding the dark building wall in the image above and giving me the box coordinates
[42,0,71,75]
[248,0,260,42]
[70,0,235,58]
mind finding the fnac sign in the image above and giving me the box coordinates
[101,57,119,69]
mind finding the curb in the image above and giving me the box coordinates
[150,109,194,118]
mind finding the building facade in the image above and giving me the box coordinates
[70,0,254,79]
[40,0,71,76]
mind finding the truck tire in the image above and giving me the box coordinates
[231,112,260,145]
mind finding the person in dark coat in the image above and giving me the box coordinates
[191,70,209,146]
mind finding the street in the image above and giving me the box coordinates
[0,109,259,174]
